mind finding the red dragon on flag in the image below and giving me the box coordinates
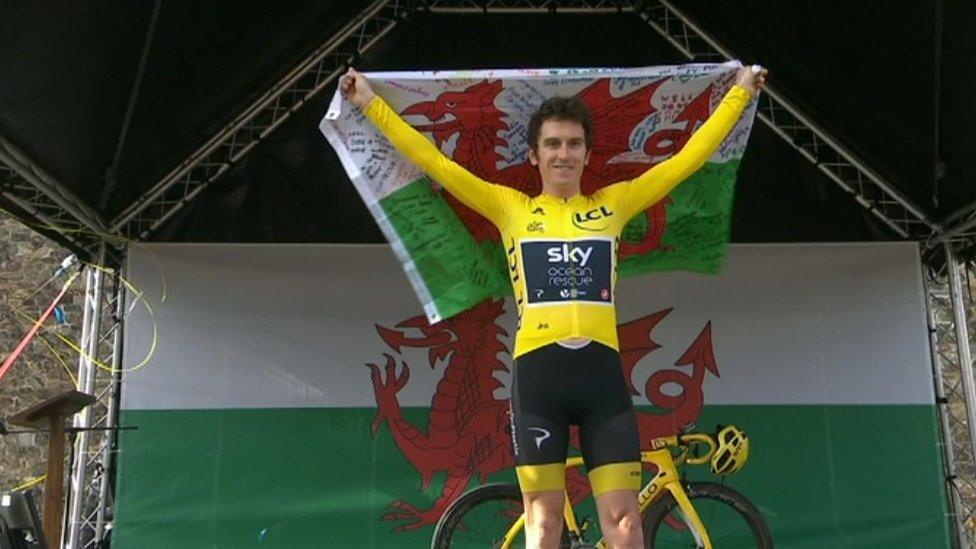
[393,77,719,249]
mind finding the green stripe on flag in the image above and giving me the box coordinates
[620,160,739,277]
[113,404,949,548]
[381,160,740,320]
[379,177,510,320]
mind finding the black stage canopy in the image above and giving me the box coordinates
[1,1,973,262]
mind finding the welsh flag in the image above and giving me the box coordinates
[320,62,759,323]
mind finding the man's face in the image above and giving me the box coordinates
[529,118,590,193]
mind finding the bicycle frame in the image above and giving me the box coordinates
[498,435,716,549]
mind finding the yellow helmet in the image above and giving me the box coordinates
[711,425,750,475]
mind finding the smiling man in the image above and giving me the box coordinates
[342,65,766,549]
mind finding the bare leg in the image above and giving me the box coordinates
[522,489,565,549]
[595,489,644,549]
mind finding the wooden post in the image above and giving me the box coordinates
[43,415,67,547]
[9,390,95,548]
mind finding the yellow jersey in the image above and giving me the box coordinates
[364,85,752,358]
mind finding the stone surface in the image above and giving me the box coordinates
[1,215,82,494]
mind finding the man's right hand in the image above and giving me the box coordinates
[341,68,376,109]
[735,64,768,96]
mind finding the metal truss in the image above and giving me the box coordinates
[928,200,976,258]
[5,0,958,253]
[423,1,965,251]
[423,0,633,13]
[108,0,413,241]
[355,0,960,249]
[0,135,107,255]
[634,0,940,241]
[927,250,976,547]
[62,245,126,549]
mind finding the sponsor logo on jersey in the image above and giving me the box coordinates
[508,237,525,331]
[547,243,593,266]
[528,427,551,449]
[509,408,519,456]
[572,206,614,231]
[526,221,545,233]
[559,288,587,298]
[521,238,613,305]
[531,207,546,215]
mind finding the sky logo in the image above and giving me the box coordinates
[546,244,593,266]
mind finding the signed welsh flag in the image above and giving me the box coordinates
[321,62,759,323]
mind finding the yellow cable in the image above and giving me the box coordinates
[6,263,158,375]
[11,475,47,492]
[48,327,117,372]
[143,245,168,303]
[6,269,82,381]
[57,263,159,374]
[0,272,71,329]
[0,204,170,304]
[2,269,80,356]
[9,306,80,388]
[1,207,170,375]
[9,451,77,492]
[38,334,80,389]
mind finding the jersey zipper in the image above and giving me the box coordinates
[564,199,580,338]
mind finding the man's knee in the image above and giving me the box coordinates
[523,490,565,547]
[523,490,564,527]
[603,507,644,548]
[527,512,565,538]
[610,508,642,533]
[595,489,643,539]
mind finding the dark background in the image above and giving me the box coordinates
[1,1,971,251]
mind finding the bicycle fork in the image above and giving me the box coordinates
[662,483,711,549]
[636,449,714,549]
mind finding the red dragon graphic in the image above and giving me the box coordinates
[366,78,728,532]
[399,77,716,252]
[368,301,720,532]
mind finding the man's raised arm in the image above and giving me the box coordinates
[342,68,509,225]
[613,65,768,220]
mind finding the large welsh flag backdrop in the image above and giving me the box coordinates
[111,243,950,548]
[320,62,759,323]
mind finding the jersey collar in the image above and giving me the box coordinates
[536,192,587,206]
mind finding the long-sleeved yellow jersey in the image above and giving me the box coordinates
[364,85,752,358]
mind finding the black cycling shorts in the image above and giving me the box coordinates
[509,341,641,495]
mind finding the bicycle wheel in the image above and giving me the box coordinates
[642,481,772,548]
[430,483,572,549]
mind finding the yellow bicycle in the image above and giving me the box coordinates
[430,425,772,548]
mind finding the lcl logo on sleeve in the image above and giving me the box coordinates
[521,238,613,305]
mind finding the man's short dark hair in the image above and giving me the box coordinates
[527,96,594,153]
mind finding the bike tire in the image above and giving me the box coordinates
[642,481,773,548]
[430,483,572,549]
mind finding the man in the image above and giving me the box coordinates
[342,64,766,548]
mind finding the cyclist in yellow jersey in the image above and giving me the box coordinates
[343,65,767,549]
